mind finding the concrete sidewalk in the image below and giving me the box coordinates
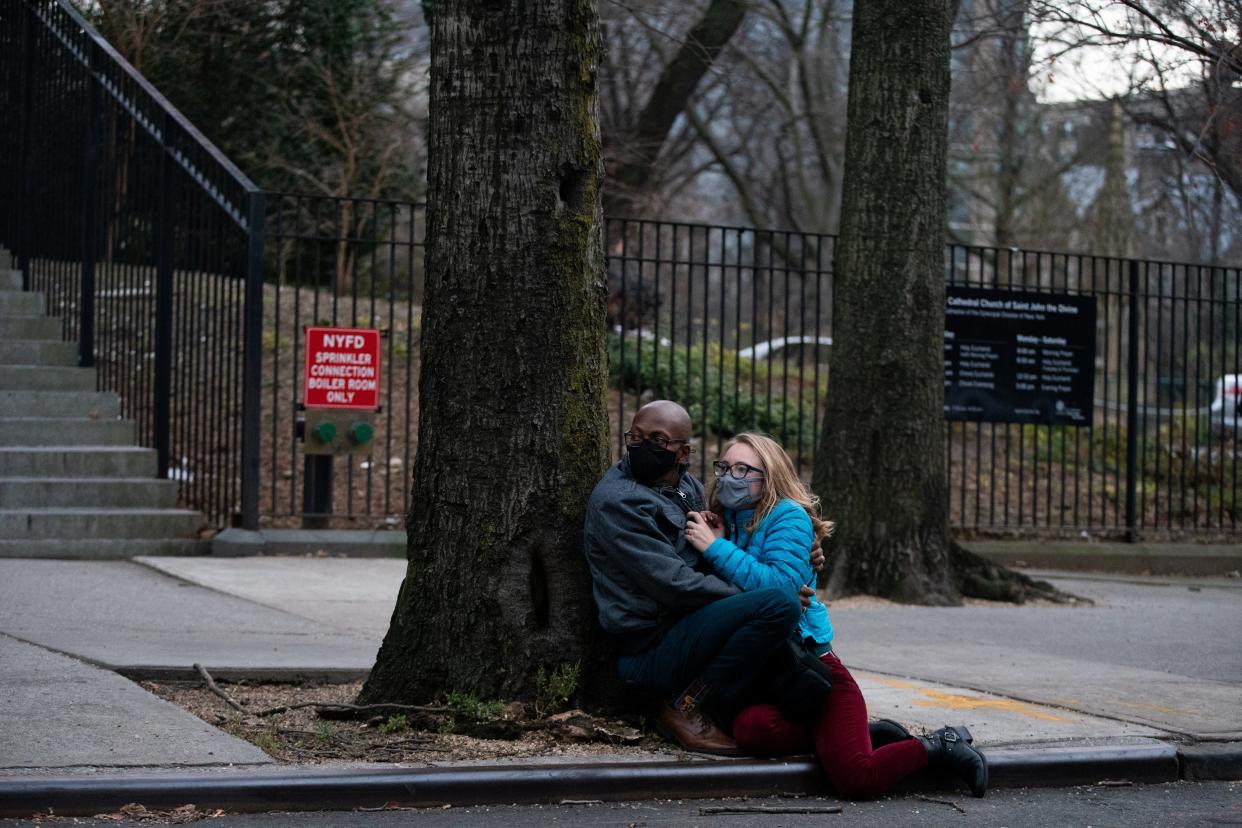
[0,556,1238,815]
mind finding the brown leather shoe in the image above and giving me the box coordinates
[657,701,744,756]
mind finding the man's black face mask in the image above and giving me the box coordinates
[627,440,679,485]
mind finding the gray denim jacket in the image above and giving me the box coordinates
[583,457,738,650]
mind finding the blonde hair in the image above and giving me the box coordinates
[708,432,835,542]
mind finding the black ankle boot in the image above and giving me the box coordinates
[868,718,912,748]
[918,725,988,798]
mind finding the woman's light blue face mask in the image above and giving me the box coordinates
[717,474,762,510]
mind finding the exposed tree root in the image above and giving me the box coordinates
[950,542,1086,604]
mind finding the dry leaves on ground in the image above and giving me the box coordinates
[91,804,225,823]
[142,680,667,765]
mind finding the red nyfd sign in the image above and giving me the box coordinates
[303,326,381,410]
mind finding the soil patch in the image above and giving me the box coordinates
[141,680,678,765]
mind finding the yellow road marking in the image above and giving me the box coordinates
[864,675,1069,722]
[911,689,1070,722]
[871,676,917,690]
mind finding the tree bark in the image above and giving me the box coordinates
[812,0,1064,605]
[359,0,612,704]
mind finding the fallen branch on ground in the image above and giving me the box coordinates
[700,805,843,815]
[251,701,449,717]
[193,663,245,713]
[315,702,451,720]
[913,794,967,814]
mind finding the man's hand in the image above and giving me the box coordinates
[810,536,825,573]
[798,585,814,609]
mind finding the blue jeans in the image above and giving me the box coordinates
[616,587,801,706]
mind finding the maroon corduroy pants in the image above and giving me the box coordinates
[731,652,928,799]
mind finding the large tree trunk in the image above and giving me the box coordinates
[812,0,1063,605]
[359,0,612,704]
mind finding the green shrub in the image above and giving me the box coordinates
[607,335,824,459]
[377,714,408,734]
[1003,420,1238,522]
[534,661,580,717]
[445,691,504,722]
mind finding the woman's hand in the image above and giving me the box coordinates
[684,512,719,552]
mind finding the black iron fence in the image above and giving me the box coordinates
[605,219,834,478]
[260,193,422,524]
[2,3,1238,538]
[258,200,1239,538]
[0,0,264,527]
[609,229,1241,538]
[942,250,1240,538]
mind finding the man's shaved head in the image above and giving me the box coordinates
[633,400,692,439]
[626,400,694,485]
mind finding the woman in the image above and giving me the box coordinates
[684,432,988,799]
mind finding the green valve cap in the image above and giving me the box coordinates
[351,422,375,444]
[312,421,338,443]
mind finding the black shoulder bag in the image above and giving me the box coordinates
[756,637,834,722]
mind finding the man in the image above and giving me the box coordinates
[582,400,813,754]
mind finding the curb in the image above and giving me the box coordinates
[968,541,1242,576]
[1180,743,1242,781]
[210,528,405,558]
[0,743,1198,818]
[0,761,821,817]
[113,665,371,684]
[985,742,1179,787]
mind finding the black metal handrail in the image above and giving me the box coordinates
[0,0,265,528]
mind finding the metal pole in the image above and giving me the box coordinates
[1124,259,1140,542]
[79,39,101,367]
[302,455,333,530]
[16,4,36,286]
[238,191,266,529]
[153,112,175,479]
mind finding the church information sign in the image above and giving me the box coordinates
[944,286,1096,425]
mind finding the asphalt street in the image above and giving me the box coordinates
[1,782,1237,827]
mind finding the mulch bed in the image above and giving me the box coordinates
[141,679,675,765]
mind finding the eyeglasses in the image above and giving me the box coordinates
[713,460,766,480]
[624,430,690,450]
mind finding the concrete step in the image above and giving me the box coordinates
[0,417,134,446]
[0,365,95,391]
[0,270,21,291]
[0,390,121,418]
[0,316,61,340]
[0,477,178,508]
[0,340,78,366]
[0,508,202,539]
[0,291,43,316]
[0,446,157,477]
[0,537,209,558]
